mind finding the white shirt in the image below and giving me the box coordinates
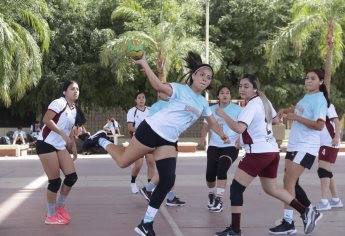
[146,83,212,142]
[287,92,327,155]
[127,106,150,129]
[206,103,242,147]
[320,104,339,148]
[104,120,120,135]
[238,96,279,153]
[38,97,76,150]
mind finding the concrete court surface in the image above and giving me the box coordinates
[0,151,344,236]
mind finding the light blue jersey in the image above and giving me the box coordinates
[207,103,242,147]
[287,92,327,155]
[146,83,212,142]
[149,100,169,116]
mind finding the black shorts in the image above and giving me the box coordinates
[135,120,178,150]
[207,146,239,164]
[285,151,316,169]
[36,140,59,155]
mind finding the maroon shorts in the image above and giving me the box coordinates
[318,146,339,164]
[238,152,280,178]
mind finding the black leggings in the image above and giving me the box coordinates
[295,178,311,207]
[149,158,176,209]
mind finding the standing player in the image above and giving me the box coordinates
[314,103,343,210]
[36,80,85,224]
[199,85,241,213]
[127,91,155,194]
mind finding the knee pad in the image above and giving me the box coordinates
[230,179,246,206]
[63,172,78,187]
[317,168,333,178]
[156,158,176,193]
[48,177,62,193]
[217,155,232,180]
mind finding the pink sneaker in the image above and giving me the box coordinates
[56,206,71,222]
[45,214,69,225]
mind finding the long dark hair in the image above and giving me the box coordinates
[62,80,87,126]
[307,69,330,107]
[182,51,214,89]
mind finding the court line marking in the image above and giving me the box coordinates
[0,174,46,223]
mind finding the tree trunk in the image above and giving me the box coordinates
[156,49,166,82]
[324,21,334,94]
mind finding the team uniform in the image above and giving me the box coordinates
[36,97,76,154]
[205,103,242,212]
[148,100,169,116]
[237,96,280,178]
[318,104,340,163]
[286,92,327,169]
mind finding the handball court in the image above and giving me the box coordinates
[0,151,344,236]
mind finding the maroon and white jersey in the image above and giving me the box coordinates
[320,104,340,148]
[238,96,279,153]
[38,97,76,150]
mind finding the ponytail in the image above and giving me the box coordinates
[258,91,273,123]
[75,106,86,126]
[319,84,330,107]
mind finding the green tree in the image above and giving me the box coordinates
[265,0,345,93]
[0,0,50,107]
[100,0,222,85]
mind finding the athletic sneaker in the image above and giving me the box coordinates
[208,193,215,209]
[301,206,316,234]
[44,214,69,225]
[56,206,71,222]
[82,131,106,151]
[314,207,323,225]
[140,187,152,202]
[268,219,297,234]
[329,198,343,208]
[134,220,155,236]
[131,183,139,194]
[215,226,241,236]
[209,196,223,213]
[314,200,331,211]
[166,197,186,207]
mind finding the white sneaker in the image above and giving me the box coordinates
[130,183,139,194]
[315,200,331,211]
[329,199,343,208]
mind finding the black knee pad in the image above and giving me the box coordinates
[156,158,176,192]
[63,172,78,187]
[48,177,62,193]
[230,179,246,206]
[317,168,333,178]
[217,155,232,180]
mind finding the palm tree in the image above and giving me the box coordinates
[100,0,221,83]
[0,0,50,107]
[265,0,345,93]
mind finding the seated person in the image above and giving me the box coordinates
[103,116,121,144]
[30,120,41,141]
[12,126,27,145]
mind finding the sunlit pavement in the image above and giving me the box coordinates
[1,151,344,236]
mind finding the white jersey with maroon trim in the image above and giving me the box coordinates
[320,104,340,148]
[38,97,76,150]
[238,96,278,153]
[127,106,150,129]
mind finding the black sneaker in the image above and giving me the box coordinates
[215,226,241,236]
[166,196,186,207]
[269,219,297,234]
[140,187,152,202]
[134,220,155,236]
[210,196,223,213]
[314,206,323,225]
[82,131,106,152]
[208,193,215,209]
[301,206,316,234]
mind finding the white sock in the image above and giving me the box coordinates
[216,188,225,197]
[331,197,340,202]
[283,209,294,224]
[208,187,216,194]
[98,138,112,149]
[143,206,158,223]
[321,198,328,204]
